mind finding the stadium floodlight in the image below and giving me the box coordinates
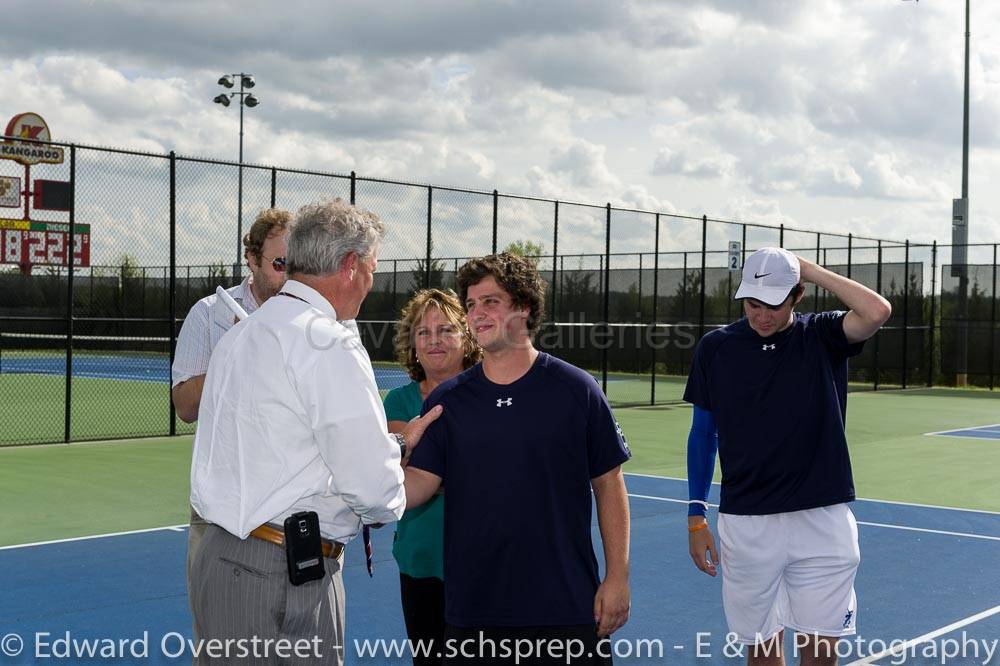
[214,73,260,281]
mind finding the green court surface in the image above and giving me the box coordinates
[2,387,999,547]
[0,368,685,446]
[0,375,192,445]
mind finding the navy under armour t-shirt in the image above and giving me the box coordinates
[683,311,864,515]
[408,352,631,627]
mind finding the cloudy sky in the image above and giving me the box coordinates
[4,0,1000,265]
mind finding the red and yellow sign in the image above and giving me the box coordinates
[1,112,65,165]
[0,218,90,267]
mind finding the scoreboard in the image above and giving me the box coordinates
[0,219,91,267]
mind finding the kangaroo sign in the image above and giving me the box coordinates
[1,112,65,165]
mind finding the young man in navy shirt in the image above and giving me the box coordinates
[404,252,631,664]
[685,247,891,666]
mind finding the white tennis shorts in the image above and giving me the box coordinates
[717,503,860,644]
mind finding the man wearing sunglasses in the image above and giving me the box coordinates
[683,247,891,666]
[172,207,291,420]
[171,206,290,657]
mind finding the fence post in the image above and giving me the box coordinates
[602,203,611,394]
[350,171,356,205]
[929,241,937,387]
[169,151,177,436]
[651,213,660,406]
[64,144,76,443]
[874,240,882,390]
[779,223,784,248]
[270,167,276,208]
[492,189,498,255]
[551,201,559,323]
[991,244,997,390]
[814,233,821,309]
[823,248,830,310]
[847,233,853,280]
[120,263,126,316]
[699,214,707,341]
[902,240,909,390]
[638,253,643,321]
[741,223,747,267]
[726,262,732,322]
[425,187,433,289]
[391,260,398,314]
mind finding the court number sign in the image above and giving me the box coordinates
[728,241,742,272]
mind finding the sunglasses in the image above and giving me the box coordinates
[262,255,286,272]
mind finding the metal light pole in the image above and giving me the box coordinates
[909,0,973,385]
[214,73,259,282]
[952,0,972,385]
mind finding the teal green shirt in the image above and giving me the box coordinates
[384,381,445,580]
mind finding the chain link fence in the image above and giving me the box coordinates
[1,137,997,445]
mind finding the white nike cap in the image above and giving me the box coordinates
[734,247,801,306]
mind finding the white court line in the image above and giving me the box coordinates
[924,431,1000,440]
[845,604,1000,665]
[623,472,1000,516]
[1,483,995,550]
[626,494,1000,543]
[0,524,188,551]
[924,423,1000,437]
[628,493,716,507]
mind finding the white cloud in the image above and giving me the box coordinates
[3,0,1000,267]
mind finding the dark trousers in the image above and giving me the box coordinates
[442,624,612,665]
[400,573,446,666]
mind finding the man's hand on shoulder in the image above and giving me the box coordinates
[400,405,443,458]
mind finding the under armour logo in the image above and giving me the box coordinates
[762,344,776,351]
[843,610,854,629]
[496,398,513,407]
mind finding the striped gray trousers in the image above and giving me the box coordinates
[190,523,345,665]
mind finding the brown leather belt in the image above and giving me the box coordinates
[249,523,343,560]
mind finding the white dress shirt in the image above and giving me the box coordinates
[190,279,405,543]
[171,277,259,387]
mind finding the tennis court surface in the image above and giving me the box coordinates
[2,387,999,664]
[1,474,998,665]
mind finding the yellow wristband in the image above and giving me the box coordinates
[688,522,709,534]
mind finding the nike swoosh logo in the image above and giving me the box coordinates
[754,272,771,279]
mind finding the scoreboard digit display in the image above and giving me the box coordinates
[0,219,91,267]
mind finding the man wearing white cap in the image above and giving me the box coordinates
[683,247,891,665]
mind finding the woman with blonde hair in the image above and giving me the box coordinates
[383,288,481,664]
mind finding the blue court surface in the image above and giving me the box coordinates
[927,424,1000,441]
[1,355,625,390]
[2,474,998,665]
[0,354,415,391]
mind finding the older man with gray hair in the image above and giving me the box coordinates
[190,198,442,664]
